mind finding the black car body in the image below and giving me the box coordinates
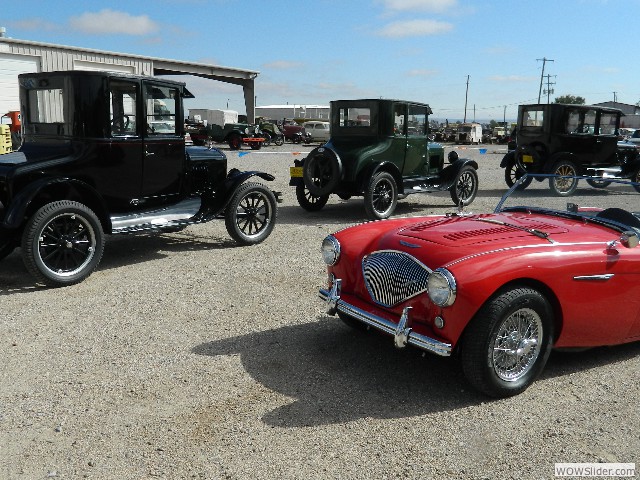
[289,99,479,220]
[501,103,640,195]
[0,71,279,286]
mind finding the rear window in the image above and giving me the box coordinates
[521,106,544,130]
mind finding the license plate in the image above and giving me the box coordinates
[522,154,534,163]
[290,166,303,178]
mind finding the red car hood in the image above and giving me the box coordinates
[397,213,570,247]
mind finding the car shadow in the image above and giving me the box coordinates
[99,230,239,270]
[0,230,239,293]
[193,318,640,427]
[192,317,482,428]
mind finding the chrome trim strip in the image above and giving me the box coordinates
[573,274,615,281]
[319,288,452,357]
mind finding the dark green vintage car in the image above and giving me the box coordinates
[289,99,479,220]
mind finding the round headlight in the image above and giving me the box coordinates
[428,268,457,307]
[321,235,341,265]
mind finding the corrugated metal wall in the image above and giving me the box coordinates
[4,42,152,74]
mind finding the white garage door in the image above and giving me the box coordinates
[0,54,40,116]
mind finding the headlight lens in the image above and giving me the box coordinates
[428,268,457,307]
[321,235,341,265]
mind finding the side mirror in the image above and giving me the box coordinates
[620,231,639,248]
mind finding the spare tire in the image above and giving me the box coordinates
[515,145,544,172]
[303,147,342,196]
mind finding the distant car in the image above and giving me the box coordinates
[320,173,640,397]
[302,121,331,142]
[290,98,479,220]
[500,103,640,195]
[627,129,640,146]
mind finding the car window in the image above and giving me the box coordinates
[145,83,178,136]
[394,103,406,136]
[338,107,371,127]
[599,112,618,135]
[408,104,428,137]
[521,106,544,131]
[110,80,138,137]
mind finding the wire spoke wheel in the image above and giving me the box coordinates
[492,307,543,382]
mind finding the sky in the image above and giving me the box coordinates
[2,0,639,122]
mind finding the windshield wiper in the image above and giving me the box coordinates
[474,217,552,241]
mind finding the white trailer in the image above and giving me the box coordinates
[456,123,483,145]
[189,109,238,127]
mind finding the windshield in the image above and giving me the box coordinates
[496,174,640,232]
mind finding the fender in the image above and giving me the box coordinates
[438,158,479,188]
[198,169,276,216]
[357,160,402,193]
[543,152,577,173]
[500,151,515,169]
[1,177,109,231]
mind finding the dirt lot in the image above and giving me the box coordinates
[1,143,638,479]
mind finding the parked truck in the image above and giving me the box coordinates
[456,122,483,144]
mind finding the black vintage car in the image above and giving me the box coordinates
[501,103,640,195]
[289,99,479,220]
[0,71,279,287]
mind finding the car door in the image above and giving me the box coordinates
[560,107,600,165]
[100,79,144,208]
[403,103,430,177]
[142,81,184,201]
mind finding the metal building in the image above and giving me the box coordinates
[0,33,260,122]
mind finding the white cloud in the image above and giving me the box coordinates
[379,0,458,12]
[8,18,59,32]
[263,60,305,70]
[407,69,438,77]
[377,19,453,37]
[69,10,159,36]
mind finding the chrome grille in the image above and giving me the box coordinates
[362,250,431,307]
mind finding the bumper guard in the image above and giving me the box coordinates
[319,280,452,357]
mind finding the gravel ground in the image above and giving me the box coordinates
[1,143,638,479]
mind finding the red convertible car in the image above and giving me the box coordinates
[319,174,640,397]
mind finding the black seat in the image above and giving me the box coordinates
[595,208,640,229]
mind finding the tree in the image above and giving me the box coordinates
[554,95,586,105]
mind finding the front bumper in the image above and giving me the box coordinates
[319,279,452,357]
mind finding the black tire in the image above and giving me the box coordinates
[228,134,242,150]
[302,148,342,196]
[364,171,398,220]
[586,178,611,189]
[295,184,329,211]
[449,166,478,206]
[224,183,277,245]
[549,160,579,196]
[275,135,284,146]
[505,160,532,190]
[631,170,640,193]
[21,201,105,287]
[249,141,262,150]
[262,133,271,147]
[292,135,302,144]
[460,287,554,398]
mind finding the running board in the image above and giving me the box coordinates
[111,197,202,234]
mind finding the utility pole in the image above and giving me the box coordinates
[463,75,470,123]
[543,74,556,104]
[537,57,554,103]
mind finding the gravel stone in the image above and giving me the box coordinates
[1,143,638,479]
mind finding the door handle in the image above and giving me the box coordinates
[145,150,155,156]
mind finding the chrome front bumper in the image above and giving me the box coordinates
[319,279,452,357]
